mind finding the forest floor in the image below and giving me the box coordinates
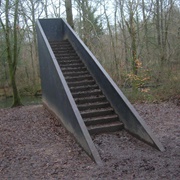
[0,102,179,179]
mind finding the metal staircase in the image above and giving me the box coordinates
[50,40,124,135]
[36,18,164,164]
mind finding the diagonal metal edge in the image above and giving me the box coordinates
[61,18,165,152]
[43,100,102,165]
[36,20,102,165]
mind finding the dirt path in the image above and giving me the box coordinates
[0,102,179,179]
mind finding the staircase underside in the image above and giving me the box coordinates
[49,40,124,135]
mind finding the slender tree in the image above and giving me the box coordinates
[20,0,43,93]
[125,0,138,75]
[0,0,22,106]
[50,0,62,18]
[65,0,74,29]
[103,1,120,80]
[142,0,149,55]
[118,0,129,70]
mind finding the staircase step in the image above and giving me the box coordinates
[70,84,99,93]
[50,42,70,47]
[63,70,89,77]
[72,89,102,98]
[50,40,124,135]
[58,50,75,54]
[56,56,79,61]
[60,63,84,68]
[84,114,119,126]
[51,46,73,51]
[74,95,106,104]
[56,55,79,60]
[52,47,73,52]
[81,108,114,118]
[50,40,69,44]
[66,75,93,83]
[58,59,81,65]
[68,79,96,87]
[88,122,124,135]
[61,66,86,72]
[66,74,91,81]
[77,102,110,111]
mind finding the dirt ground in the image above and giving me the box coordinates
[0,102,179,179]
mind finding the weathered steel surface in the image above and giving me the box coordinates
[36,20,102,165]
[36,18,164,166]
[64,18,164,151]
[49,40,123,135]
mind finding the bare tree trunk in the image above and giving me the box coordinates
[4,0,22,107]
[114,1,118,46]
[30,0,37,89]
[50,0,62,18]
[125,3,138,75]
[20,0,44,94]
[118,0,129,71]
[82,0,88,44]
[103,2,120,81]
[65,0,74,29]
[156,0,161,46]
[142,0,149,55]
[44,0,48,18]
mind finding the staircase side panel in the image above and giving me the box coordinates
[36,19,102,164]
[37,19,64,41]
[62,19,164,152]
